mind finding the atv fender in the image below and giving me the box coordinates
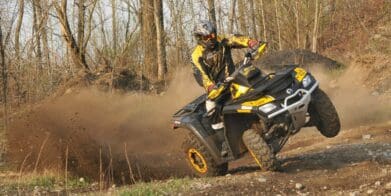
[174,115,225,164]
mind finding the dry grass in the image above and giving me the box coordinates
[0,170,91,195]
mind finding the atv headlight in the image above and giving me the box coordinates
[259,103,277,113]
[302,75,312,88]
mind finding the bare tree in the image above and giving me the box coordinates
[274,0,282,50]
[295,0,300,49]
[32,0,42,68]
[312,0,320,53]
[0,16,8,131]
[112,0,117,55]
[15,0,24,61]
[237,0,246,33]
[153,0,167,81]
[249,0,257,38]
[77,0,86,61]
[207,0,217,27]
[258,0,267,41]
[228,0,236,33]
[140,0,157,81]
[55,0,90,73]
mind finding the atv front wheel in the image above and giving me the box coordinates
[310,88,341,137]
[182,133,228,177]
[242,129,277,171]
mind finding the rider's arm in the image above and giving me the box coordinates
[218,34,257,49]
[191,45,215,92]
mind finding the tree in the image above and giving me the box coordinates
[295,0,300,49]
[140,0,157,81]
[15,0,24,61]
[207,0,217,27]
[312,0,320,53]
[32,0,42,69]
[153,0,167,81]
[274,0,282,50]
[237,0,247,33]
[249,0,257,38]
[258,0,267,41]
[228,0,236,33]
[77,0,86,61]
[111,0,117,55]
[55,0,90,73]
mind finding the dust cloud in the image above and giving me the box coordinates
[309,66,391,128]
[7,69,203,183]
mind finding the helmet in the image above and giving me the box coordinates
[193,20,218,49]
[193,20,216,36]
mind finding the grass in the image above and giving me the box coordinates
[116,177,195,196]
[0,171,92,194]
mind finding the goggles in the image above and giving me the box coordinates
[201,33,216,41]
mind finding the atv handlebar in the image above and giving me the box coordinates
[223,41,266,84]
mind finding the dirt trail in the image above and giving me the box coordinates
[189,122,391,195]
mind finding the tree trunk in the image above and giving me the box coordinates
[0,16,8,132]
[207,0,217,27]
[312,0,320,53]
[141,0,157,81]
[15,0,24,61]
[98,2,108,47]
[55,0,90,73]
[77,0,86,63]
[32,0,42,68]
[153,0,167,81]
[259,0,267,41]
[83,0,98,53]
[38,0,50,68]
[237,0,246,33]
[249,0,257,38]
[228,0,236,33]
[295,0,300,49]
[111,0,117,55]
[274,0,282,50]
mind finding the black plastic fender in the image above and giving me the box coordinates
[174,115,226,164]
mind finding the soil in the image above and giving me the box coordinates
[187,122,391,195]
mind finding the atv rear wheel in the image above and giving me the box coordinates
[310,88,341,137]
[182,133,228,177]
[242,129,277,171]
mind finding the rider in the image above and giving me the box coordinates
[191,20,261,131]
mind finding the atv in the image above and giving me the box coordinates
[172,42,341,177]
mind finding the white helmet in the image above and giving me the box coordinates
[193,20,217,49]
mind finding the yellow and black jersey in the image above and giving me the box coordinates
[191,34,254,92]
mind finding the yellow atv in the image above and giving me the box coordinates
[172,43,340,177]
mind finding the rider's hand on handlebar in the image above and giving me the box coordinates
[207,83,217,93]
[248,40,260,50]
[224,76,234,83]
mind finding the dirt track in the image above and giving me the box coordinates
[184,122,391,195]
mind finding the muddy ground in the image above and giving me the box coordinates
[183,122,391,195]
